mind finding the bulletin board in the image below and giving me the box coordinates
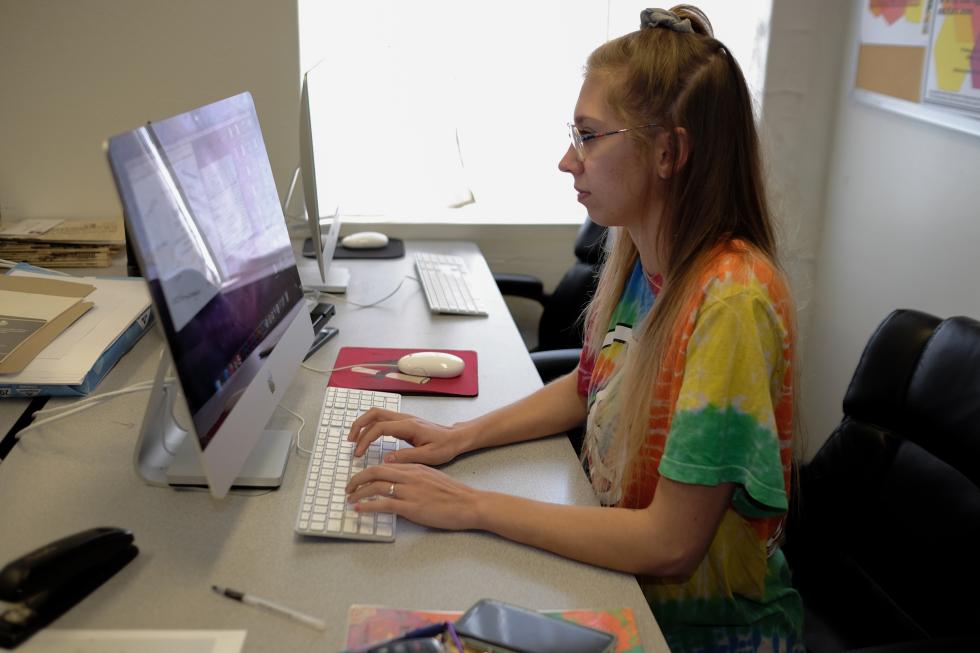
[853,0,980,137]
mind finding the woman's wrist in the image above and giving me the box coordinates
[469,489,501,532]
[451,419,483,456]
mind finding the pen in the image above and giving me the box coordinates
[211,585,326,631]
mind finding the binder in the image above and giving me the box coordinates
[0,265,154,398]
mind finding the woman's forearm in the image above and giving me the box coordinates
[455,370,587,454]
[469,477,734,578]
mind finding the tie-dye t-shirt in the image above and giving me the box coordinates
[577,240,804,653]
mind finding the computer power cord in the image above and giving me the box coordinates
[277,403,312,456]
[305,274,418,310]
[17,378,313,462]
[14,377,177,440]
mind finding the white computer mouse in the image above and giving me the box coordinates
[397,352,465,378]
[341,231,389,249]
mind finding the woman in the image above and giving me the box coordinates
[346,6,804,651]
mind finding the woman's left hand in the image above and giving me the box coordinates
[346,463,482,531]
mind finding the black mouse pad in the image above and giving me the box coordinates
[302,237,405,259]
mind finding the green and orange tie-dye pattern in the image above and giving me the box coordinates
[578,240,804,653]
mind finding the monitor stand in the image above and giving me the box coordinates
[297,239,350,293]
[134,351,291,490]
[300,265,350,294]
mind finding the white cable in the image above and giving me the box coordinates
[278,403,310,456]
[304,275,417,310]
[33,382,153,416]
[31,377,178,418]
[17,377,178,439]
[300,361,396,375]
[18,393,139,438]
[16,378,305,497]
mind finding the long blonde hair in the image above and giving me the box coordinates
[581,6,794,497]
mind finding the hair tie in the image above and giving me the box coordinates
[640,8,693,33]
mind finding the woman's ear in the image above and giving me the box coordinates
[655,127,690,179]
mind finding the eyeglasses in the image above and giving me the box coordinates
[567,122,658,161]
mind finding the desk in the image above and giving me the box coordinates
[0,241,669,652]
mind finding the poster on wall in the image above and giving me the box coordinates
[855,0,980,135]
[923,2,980,113]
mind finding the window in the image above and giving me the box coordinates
[298,1,772,224]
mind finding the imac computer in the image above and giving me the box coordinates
[106,92,314,499]
[297,61,349,293]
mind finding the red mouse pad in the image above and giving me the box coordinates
[328,347,478,396]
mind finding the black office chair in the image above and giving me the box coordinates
[783,309,980,653]
[494,217,607,384]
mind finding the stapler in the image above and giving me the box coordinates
[0,527,138,649]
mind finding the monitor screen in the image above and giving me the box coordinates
[107,92,313,496]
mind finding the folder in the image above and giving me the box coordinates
[0,265,154,397]
[0,275,95,374]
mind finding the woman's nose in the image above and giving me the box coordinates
[558,144,581,174]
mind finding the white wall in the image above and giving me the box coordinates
[759,0,850,347]
[0,0,300,220]
[800,4,980,454]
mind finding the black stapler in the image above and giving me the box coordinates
[0,527,138,649]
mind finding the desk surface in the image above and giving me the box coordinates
[0,241,668,652]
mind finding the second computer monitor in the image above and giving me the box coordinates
[299,61,348,293]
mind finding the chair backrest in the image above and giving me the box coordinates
[535,218,607,351]
[786,309,980,650]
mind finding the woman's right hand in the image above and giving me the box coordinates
[347,408,471,466]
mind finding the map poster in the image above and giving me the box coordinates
[923,1,980,113]
[857,0,932,101]
[862,0,932,46]
[856,0,980,120]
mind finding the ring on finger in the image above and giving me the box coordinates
[388,482,396,498]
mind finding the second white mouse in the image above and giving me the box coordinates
[397,352,465,378]
[341,231,389,249]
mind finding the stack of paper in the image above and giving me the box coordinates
[0,218,125,268]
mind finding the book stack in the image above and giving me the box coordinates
[0,218,125,268]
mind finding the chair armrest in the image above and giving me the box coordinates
[530,348,582,384]
[493,273,546,304]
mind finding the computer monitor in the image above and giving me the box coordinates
[106,92,314,499]
[298,61,349,293]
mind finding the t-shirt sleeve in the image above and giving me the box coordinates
[658,288,790,515]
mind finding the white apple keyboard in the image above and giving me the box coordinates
[414,252,488,316]
[295,387,402,541]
